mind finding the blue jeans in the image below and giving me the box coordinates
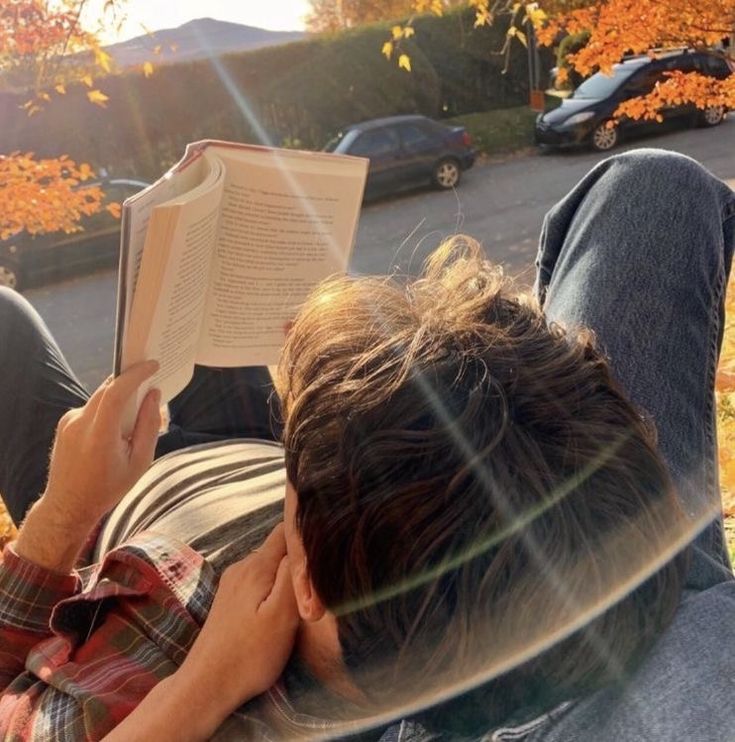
[536,148,735,589]
[0,148,733,593]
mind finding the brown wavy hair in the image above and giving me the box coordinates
[276,237,689,732]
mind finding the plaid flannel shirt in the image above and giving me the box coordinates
[0,531,218,740]
[0,528,558,741]
[0,530,420,741]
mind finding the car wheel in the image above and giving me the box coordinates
[700,105,725,127]
[433,158,461,190]
[590,121,619,152]
[0,261,21,291]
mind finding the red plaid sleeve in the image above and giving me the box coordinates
[0,543,80,690]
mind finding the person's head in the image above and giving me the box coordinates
[275,237,689,728]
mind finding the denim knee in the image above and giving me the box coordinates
[598,148,728,211]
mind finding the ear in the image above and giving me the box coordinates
[291,556,327,623]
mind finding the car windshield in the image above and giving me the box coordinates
[572,64,642,99]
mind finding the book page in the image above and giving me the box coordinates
[120,156,224,427]
[114,155,211,374]
[196,148,367,367]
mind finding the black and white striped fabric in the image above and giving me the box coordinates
[93,439,286,575]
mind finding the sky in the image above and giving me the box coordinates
[85,0,312,44]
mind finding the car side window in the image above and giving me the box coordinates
[78,185,112,230]
[398,124,434,149]
[349,128,399,157]
[84,183,134,231]
[669,55,696,73]
[622,68,663,98]
[698,55,728,76]
[104,184,129,203]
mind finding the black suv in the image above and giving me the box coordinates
[0,178,148,291]
[324,115,476,198]
[535,49,734,151]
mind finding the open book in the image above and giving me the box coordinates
[113,140,368,428]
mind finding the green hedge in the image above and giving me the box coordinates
[447,106,537,156]
[0,9,551,180]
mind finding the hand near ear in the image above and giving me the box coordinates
[104,524,299,742]
[180,522,300,707]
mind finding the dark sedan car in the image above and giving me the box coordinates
[0,178,148,291]
[536,49,734,151]
[324,115,476,198]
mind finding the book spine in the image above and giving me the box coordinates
[112,202,133,376]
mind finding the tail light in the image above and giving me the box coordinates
[462,131,472,147]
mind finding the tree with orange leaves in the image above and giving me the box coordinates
[534,0,735,120]
[0,0,127,240]
[388,0,734,121]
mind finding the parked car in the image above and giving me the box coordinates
[0,178,148,291]
[535,49,734,151]
[324,115,476,198]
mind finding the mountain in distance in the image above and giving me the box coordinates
[104,18,306,69]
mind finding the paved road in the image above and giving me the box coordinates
[25,119,735,390]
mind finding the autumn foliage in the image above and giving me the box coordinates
[307,0,418,31]
[536,0,734,72]
[391,0,735,120]
[535,0,735,120]
[0,154,113,240]
[0,0,126,238]
[0,0,119,94]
